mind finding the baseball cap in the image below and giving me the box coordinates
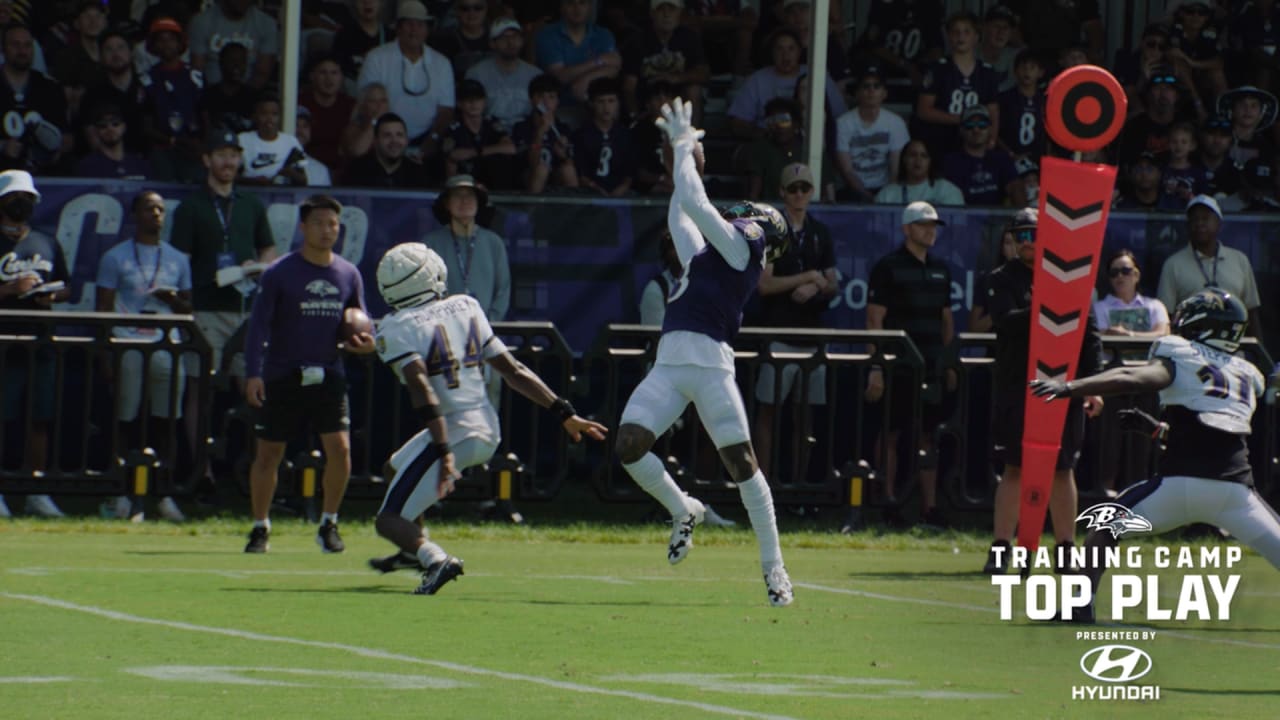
[0,170,40,201]
[780,163,814,188]
[204,128,241,153]
[489,17,522,39]
[855,63,884,84]
[902,201,945,226]
[1186,193,1223,219]
[297,105,312,120]
[1014,156,1038,177]
[651,0,684,8]
[458,78,486,100]
[961,105,991,124]
[1010,207,1038,229]
[985,5,1018,24]
[396,0,430,22]
[1205,114,1232,132]
[148,17,183,36]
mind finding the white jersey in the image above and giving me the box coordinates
[1151,335,1265,435]
[375,295,508,417]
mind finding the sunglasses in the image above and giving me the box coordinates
[1109,266,1136,278]
[785,183,813,194]
[962,121,991,130]
[1014,228,1035,243]
[1151,75,1177,85]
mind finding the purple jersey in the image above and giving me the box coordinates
[942,149,1018,206]
[662,219,765,344]
[923,58,1001,117]
[572,121,634,193]
[244,252,367,382]
[997,86,1046,159]
[1158,164,1209,210]
[864,0,945,66]
[143,63,204,139]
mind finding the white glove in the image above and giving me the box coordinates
[655,97,704,146]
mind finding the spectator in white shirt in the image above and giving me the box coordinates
[237,95,307,186]
[465,18,540,133]
[835,64,909,202]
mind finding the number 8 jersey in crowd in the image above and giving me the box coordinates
[1150,334,1266,483]
[375,294,508,422]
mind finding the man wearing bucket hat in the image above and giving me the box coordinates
[0,170,70,518]
[1217,84,1279,168]
[424,175,509,325]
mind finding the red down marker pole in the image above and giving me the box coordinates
[1017,66,1125,552]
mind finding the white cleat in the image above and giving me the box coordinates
[157,496,186,522]
[667,498,705,565]
[764,565,794,607]
[25,494,65,518]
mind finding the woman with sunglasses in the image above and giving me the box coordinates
[873,139,965,206]
[1093,249,1170,339]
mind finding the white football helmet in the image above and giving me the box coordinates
[377,243,448,310]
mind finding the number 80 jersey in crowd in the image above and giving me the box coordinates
[1151,334,1265,436]
[375,294,508,416]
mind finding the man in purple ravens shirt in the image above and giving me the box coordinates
[242,194,375,554]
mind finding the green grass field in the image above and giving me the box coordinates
[2,517,1279,719]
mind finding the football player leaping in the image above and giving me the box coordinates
[1029,288,1280,622]
[368,243,607,595]
[615,97,795,607]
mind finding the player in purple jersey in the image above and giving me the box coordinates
[614,97,795,607]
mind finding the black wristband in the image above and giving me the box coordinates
[430,440,451,456]
[550,396,576,422]
[416,403,440,426]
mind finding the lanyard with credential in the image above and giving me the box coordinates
[1195,249,1219,288]
[132,240,163,289]
[452,230,473,295]
[212,193,236,254]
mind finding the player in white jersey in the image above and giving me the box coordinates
[615,97,795,607]
[1029,288,1280,622]
[368,243,607,595]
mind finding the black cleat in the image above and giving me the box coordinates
[1051,602,1096,624]
[414,556,464,595]
[368,551,421,574]
[983,540,1010,575]
[316,520,345,553]
[244,526,270,554]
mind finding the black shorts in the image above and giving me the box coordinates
[254,371,350,442]
[991,397,1085,471]
[886,375,956,434]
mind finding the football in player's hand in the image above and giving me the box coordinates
[339,307,373,344]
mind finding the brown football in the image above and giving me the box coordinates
[339,307,373,343]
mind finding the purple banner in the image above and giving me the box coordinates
[29,179,1280,354]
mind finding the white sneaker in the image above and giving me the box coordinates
[157,496,186,522]
[667,497,705,565]
[25,495,65,518]
[703,504,737,528]
[0,495,10,519]
[764,565,794,607]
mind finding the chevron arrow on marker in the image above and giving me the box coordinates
[1044,194,1106,231]
[1041,248,1094,284]
[1038,306,1081,336]
[1035,360,1070,382]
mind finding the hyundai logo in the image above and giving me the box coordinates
[1079,645,1153,683]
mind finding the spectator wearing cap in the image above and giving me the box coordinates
[753,160,836,486]
[1218,85,1278,168]
[1114,152,1162,211]
[331,0,395,88]
[424,174,510,324]
[74,104,151,179]
[442,78,516,188]
[141,18,205,183]
[572,76,634,196]
[430,0,492,81]
[982,205,1105,574]
[1218,157,1280,212]
[197,42,255,136]
[834,64,908,202]
[979,4,1019,91]
[996,49,1047,164]
[875,138,965,206]
[1167,0,1226,107]
[0,24,68,174]
[237,95,308,186]
[80,30,149,155]
[465,18,540,134]
[510,73,578,193]
[745,96,804,200]
[342,112,432,188]
[1116,64,1192,165]
[0,170,71,519]
[294,108,332,186]
[1157,120,1207,210]
[1014,155,1039,206]
[536,0,622,104]
[169,128,277,386]
[299,55,355,170]
[865,200,957,529]
[1198,112,1240,196]
[189,0,279,89]
[941,104,1022,207]
[1156,194,1263,343]
[620,0,709,123]
[728,27,845,140]
[913,12,1001,158]
[1229,0,1280,92]
[1116,24,1173,111]
[51,0,108,111]
[358,0,455,169]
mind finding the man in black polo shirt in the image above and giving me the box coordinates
[865,201,955,528]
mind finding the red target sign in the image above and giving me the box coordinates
[1045,65,1127,152]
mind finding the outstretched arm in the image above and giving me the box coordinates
[487,352,608,442]
[1029,358,1175,400]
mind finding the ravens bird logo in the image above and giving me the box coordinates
[1076,503,1153,539]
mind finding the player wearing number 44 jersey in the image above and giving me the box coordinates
[1029,288,1279,623]
[368,243,607,595]
[614,97,794,607]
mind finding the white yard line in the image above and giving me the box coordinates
[0,592,803,720]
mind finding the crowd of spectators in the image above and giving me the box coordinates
[3,0,1280,211]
